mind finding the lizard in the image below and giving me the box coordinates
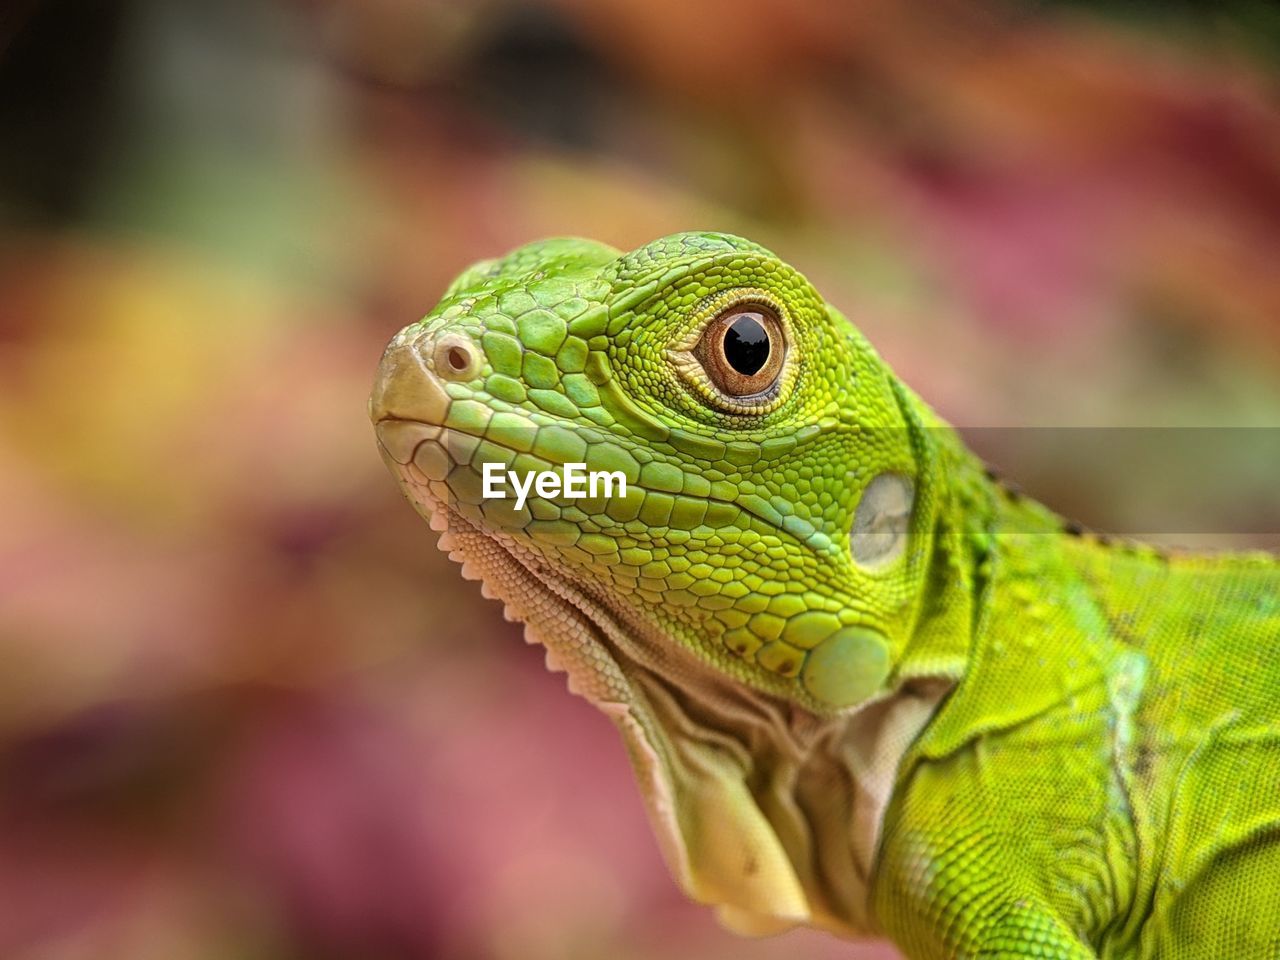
[368,231,1280,959]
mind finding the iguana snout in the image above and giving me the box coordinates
[369,323,478,459]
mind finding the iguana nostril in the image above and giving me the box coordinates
[432,334,479,382]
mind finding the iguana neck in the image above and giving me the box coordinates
[600,424,1022,940]
[613,597,954,939]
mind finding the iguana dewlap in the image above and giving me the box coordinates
[369,232,1280,959]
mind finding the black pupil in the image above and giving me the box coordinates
[722,314,770,376]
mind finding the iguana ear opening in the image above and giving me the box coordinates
[850,473,915,570]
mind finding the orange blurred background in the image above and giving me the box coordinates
[2,2,1279,958]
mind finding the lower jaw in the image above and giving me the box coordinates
[386,449,644,708]
[382,443,835,936]
[384,450,708,888]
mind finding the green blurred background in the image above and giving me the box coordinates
[1,2,1278,958]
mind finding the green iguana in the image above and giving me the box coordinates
[369,232,1280,958]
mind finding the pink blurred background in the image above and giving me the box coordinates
[2,2,1279,958]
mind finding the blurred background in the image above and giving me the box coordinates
[1,2,1279,958]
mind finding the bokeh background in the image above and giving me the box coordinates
[2,2,1279,958]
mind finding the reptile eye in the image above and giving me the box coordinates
[694,305,785,398]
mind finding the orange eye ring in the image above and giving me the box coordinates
[693,305,785,399]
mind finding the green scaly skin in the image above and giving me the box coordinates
[369,233,1280,958]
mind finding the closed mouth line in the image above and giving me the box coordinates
[378,417,831,552]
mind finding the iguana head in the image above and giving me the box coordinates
[370,232,953,935]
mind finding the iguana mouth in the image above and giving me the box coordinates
[384,419,830,552]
